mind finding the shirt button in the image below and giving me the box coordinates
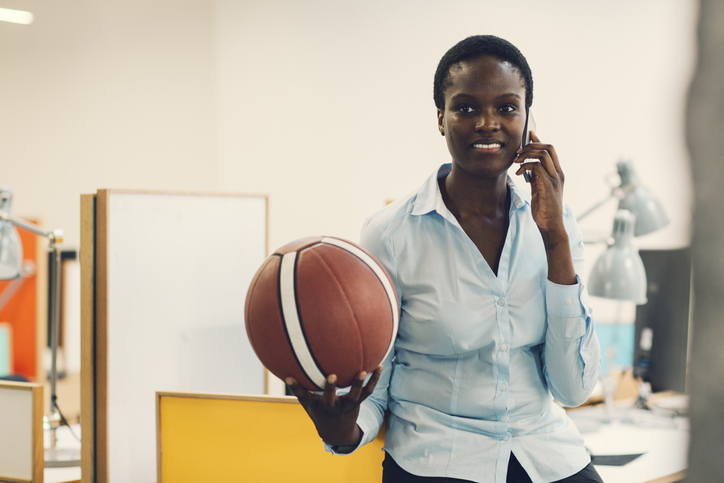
[500,343,508,351]
[500,416,507,422]
[503,435,510,441]
[565,299,573,305]
[500,383,507,391]
[497,298,505,306]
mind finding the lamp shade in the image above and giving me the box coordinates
[588,210,648,304]
[0,188,22,280]
[617,160,669,237]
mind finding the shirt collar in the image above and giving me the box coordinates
[411,163,529,217]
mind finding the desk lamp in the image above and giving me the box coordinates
[0,186,80,467]
[588,209,648,304]
[577,160,668,421]
[580,158,668,302]
[577,159,669,236]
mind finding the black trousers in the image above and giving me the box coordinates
[382,452,604,483]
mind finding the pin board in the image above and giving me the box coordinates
[156,392,385,483]
[0,381,44,483]
[80,190,268,483]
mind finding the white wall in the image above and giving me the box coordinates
[214,0,697,255]
[0,0,218,248]
[2,0,697,296]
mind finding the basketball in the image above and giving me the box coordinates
[244,236,399,390]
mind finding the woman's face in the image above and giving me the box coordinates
[437,55,527,181]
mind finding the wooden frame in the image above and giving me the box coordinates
[0,381,44,483]
[81,189,269,483]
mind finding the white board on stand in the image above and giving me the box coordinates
[81,190,268,483]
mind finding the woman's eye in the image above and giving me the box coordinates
[499,105,516,113]
[457,105,475,114]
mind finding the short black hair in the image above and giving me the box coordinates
[433,35,533,111]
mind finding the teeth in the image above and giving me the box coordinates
[473,143,501,149]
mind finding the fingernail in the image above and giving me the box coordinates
[285,378,294,386]
[328,374,337,384]
[358,372,367,380]
[516,147,523,153]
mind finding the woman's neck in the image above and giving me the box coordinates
[441,167,510,219]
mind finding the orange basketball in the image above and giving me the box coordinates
[244,236,398,390]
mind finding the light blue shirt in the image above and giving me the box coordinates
[328,164,600,483]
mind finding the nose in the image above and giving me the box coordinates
[475,110,500,132]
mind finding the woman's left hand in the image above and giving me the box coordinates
[513,131,566,236]
[514,131,576,285]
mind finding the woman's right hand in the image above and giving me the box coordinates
[286,366,383,447]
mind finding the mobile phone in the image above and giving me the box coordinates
[521,111,537,183]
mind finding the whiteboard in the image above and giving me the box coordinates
[84,191,268,483]
[0,381,43,483]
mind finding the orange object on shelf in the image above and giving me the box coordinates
[0,222,40,381]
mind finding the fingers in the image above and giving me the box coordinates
[286,377,311,405]
[346,371,368,404]
[322,374,338,406]
[287,367,382,410]
[359,365,383,401]
[514,131,561,181]
[530,131,563,174]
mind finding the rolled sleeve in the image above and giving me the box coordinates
[544,277,601,407]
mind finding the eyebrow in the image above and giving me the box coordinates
[450,92,522,101]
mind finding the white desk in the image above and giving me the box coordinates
[568,406,689,483]
[43,424,81,483]
[39,413,686,483]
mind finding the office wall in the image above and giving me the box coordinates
[213,0,697,256]
[0,0,218,249]
[1,1,696,255]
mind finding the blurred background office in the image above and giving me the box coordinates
[2,0,712,479]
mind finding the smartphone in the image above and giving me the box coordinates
[521,110,537,183]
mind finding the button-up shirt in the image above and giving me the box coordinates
[329,164,600,483]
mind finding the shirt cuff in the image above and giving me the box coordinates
[324,429,364,455]
[546,276,586,318]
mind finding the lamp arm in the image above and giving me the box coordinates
[0,210,63,245]
[576,184,636,222]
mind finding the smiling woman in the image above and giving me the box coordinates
[287,34,602,483]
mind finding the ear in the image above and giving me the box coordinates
[437,108,445,136]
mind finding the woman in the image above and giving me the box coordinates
[288,35,602,483]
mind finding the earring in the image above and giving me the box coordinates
[439,128,445,136]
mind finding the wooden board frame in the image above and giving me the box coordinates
[0,380,44,483]
[80,189,269,483]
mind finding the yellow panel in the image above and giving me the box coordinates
[159,394,384,483]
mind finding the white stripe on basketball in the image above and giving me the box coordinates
[321,237,399,362]
[279,251,327,389]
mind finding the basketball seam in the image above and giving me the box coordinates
[276,252,322,390]
[293,247,329,388]
[310,247,365,369]
[321,238,398,361]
